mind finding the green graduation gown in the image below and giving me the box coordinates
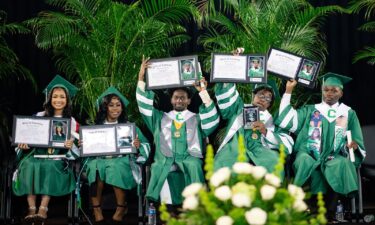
[275,94,365,195]
[214,83,294,173]
[85,126,150,190]
[249,68,264,77]
[136,82,220,204]
[12,112,80,196]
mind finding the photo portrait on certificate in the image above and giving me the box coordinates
[116,125,133,148]
[51,120,68,142]
[180,58,196,81]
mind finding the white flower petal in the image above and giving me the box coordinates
[182,183,203,198]
[293,200,308,212]
[265,173,281,187]
[214,186,232,201]
[252,166,267,180]
[231,193,251,207]
[245,208,267,225]
[182,196,199,210]
[210,167,231,187]
[288,184,305,201]
[216,216,234,225]
[260,185,276,201]
[233,162,253,174]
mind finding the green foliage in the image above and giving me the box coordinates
[350,0,375,65]
[198,0,345,108]
[26,0,199,123]
[0,10,35,87]
[204,144,215,181]
[161,142,327,225]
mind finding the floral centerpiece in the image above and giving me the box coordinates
[160,136,327,225]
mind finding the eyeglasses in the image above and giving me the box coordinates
[256,93,272,103]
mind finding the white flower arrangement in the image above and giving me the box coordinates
[160,139,327,225]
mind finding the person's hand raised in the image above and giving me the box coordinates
[194,77,207,92]
[232,47,245,56]
[285,79,297,94]
[138,55,151,81]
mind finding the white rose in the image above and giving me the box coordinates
[182,196,199,210]
[182,183,203,198]
[210,167,231,187]
[245,208,267,225]
[260,185,276,200]
[231,193,251,207]
[293,200,308,212]
[214,185,232,201]
[265,173,281,187]
[251,166,267,180]
[233,162,253,174]
[216,216,234,225]
[288,184,305,201]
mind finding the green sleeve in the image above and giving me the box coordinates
[215,83,243,120]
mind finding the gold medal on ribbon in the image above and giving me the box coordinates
[47,148,54,154]
[174,131,181,138]
[251,128,258,140]
[173,120,182,138]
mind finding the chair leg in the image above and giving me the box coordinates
[351,197,357,222]
[358,167,364,222]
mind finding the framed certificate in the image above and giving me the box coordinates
[267,48,321,88]
[80,123,137,157]
[12,116,71,148]
[146,55,199,90]
[243,105,259,129]
[210,53,267,84]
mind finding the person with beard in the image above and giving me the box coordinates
[214,49,294,174]
[136,56,220,208]
[84,87,150,224]
[275,73,365,219]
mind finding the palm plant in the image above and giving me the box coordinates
[26,0,200,123]
[0,10,35,87]
[198,0,345,105]
[350,0,375,65]
[0,10,35,159]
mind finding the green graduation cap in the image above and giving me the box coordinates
[253,80,280,100]
[305,62,313,67]
[320,72,352,90]
[43,75,78,98]
[251,57,261,62]
[55,121,64,127]
[96,86,129,108]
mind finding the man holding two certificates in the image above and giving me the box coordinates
[136,56,220,209]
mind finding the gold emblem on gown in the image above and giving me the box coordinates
[251,128,258,140]
[174,120,183,138]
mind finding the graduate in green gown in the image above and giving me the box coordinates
[275,73,365,197]
[84,87,150,224]
[13,75,80,224]
[136,56,220,206]
[214,49,294,174]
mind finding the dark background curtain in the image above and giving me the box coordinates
[0,0,374,126]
